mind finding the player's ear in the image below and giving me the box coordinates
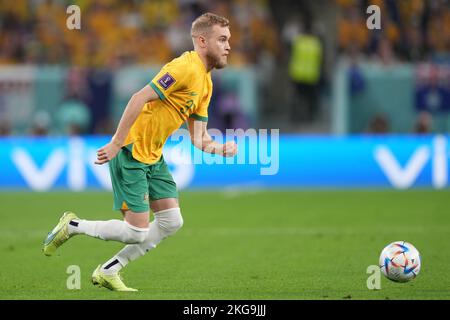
[197,35,208,48]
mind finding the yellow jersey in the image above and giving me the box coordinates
[123,51,213,164]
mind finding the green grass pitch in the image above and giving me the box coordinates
[0,190,449,300]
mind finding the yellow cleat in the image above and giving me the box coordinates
[91,265,138,292]
[43,211,79,256]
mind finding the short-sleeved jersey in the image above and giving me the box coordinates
[123,51,213,164]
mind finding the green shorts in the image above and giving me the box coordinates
[109,147,178,213]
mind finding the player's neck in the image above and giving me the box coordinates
[195,50,212,72]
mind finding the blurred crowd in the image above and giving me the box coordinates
[0,0,279,67]
[0,0,280,136]
[337,0,450,134]
[1,0,449,136]
[337,0,450,63]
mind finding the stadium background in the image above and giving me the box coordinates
[0,0,450,300]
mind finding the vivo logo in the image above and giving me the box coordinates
[10,138,193,191]
[11,138,111,191]
[374,135,448,189]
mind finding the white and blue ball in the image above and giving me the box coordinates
[379,241,421,283]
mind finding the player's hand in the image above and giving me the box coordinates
[95,141,121,165]
[221,141,238,157]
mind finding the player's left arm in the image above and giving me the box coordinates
[187,118,237,157]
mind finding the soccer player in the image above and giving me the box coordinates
[43,13,237,291]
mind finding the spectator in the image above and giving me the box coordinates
[288,17,323,122]
[29,110,51,136]
[348,52,366,96]
[367,113,390,134]
[414,111,433,134]
[85,68,112,134]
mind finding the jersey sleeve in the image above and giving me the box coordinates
[149,59,191,100]
[189,93,210,122]
[189,83,212,122]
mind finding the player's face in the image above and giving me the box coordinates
[206,25,231,69]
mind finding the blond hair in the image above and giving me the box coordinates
[191,12,230,38]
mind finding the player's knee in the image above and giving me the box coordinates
[163,211,183,235]
[155,207,183,236]
[170,212,183,233]
[123,222,149,244]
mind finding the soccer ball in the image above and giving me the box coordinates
[379,241,421,282]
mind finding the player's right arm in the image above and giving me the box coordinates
[95,85,158,165]
[188,118,237,157]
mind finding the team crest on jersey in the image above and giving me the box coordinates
[158,73,176,90]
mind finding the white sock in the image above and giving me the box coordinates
[68,219,148,244]
[101,220,160,274]
[101,208,183,274]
